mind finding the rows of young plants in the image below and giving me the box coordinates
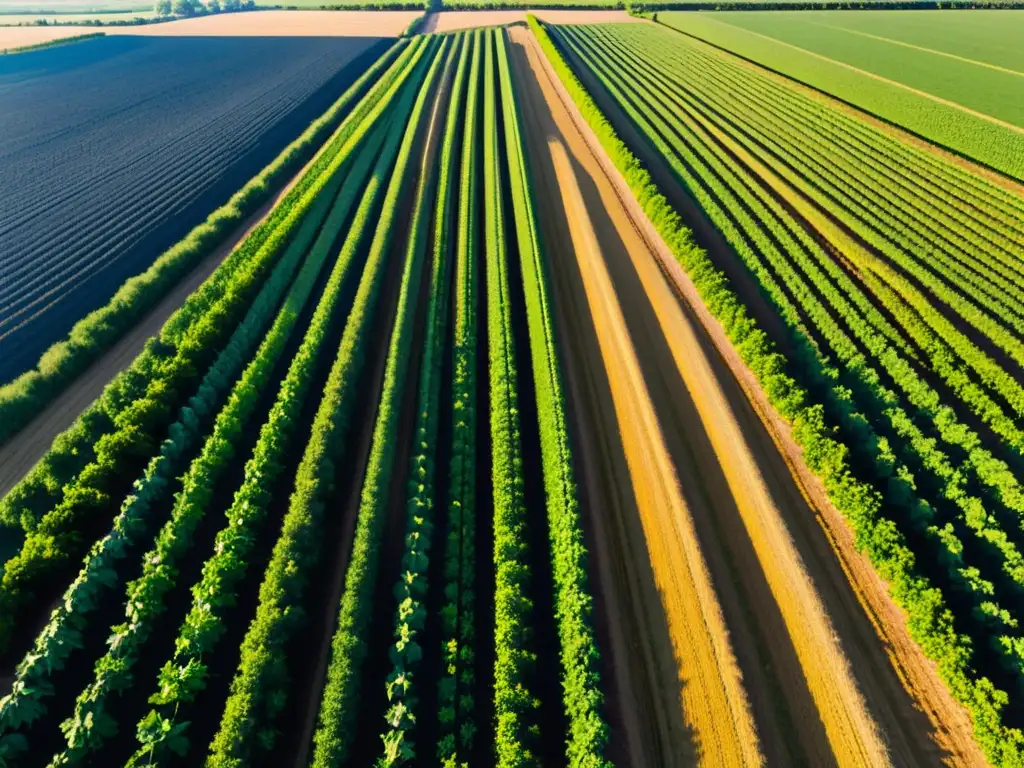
[0,25,610,768]
[536,16,1024,765]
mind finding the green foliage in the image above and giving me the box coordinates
[204,36,443,768]
[483,28,539,767]
[304,34,451,768]
[495,27,610,768]
[529,14,1024,766]
[377,31,471,768]
[1,33,103,54]
[436,28,482,768]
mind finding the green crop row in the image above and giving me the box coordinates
[0,38,427,767]
[2,125,378,767]
[436,28,482,768]
[495,28,611,768]
[531,15,1024,765]
[0,39,402,447]
[377,30,470,768]
[122,76,427,768]
[571,22,1024,642]
[305,34,451,768]
[203,39,442,768]
[34,50,428,768]
[483,28,539,768]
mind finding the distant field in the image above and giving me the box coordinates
[660,10,1024,179]
[0,0,146,11]
[0,9,154,22]
[0,34,385,383]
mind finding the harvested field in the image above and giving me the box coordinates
[107,9,420,36]
[0,25,93,48]
[421,9,636,33]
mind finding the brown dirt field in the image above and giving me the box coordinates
[0,10,418,46]
[511,23,988,768]
[0,103,343,500]
[0,26,91,49]
[509,26,762,767]
[422,10,636,34]
[107,10,419,37]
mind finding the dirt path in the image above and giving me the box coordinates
[509,26,762,767]
[0,113,344,500]
[510,24,987,767]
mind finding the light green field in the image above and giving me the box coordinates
[660,10,1024,179]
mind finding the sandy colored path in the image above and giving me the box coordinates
[512,23,988,767]
[0,102,347,499]
[509,26,762,767]
[422,10,636,34]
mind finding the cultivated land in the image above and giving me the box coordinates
[3,10,1024,768]
[545,16,1024,765]
[663,10,1024,180]
[0,10,156,23]
[0,33,384,383]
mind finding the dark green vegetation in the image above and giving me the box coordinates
[0,27,608,768]
[661,10,1024,180]
[533,15,1024,766]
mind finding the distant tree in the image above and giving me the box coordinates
[155,0,172,14]
[208,0,221,11]
[172,0,199,14]
[222,0,239,10]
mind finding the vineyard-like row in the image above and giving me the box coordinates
[0,26,608,768]
[539,17,1024,766]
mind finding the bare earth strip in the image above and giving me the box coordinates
[422,10,636,33]
[512,23,988,768]
[0,111,344,499]
[509,26,762,767]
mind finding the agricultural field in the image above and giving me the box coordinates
[2,8,1024,768]
[546,16,1024,764]
[0,33,387,384]
[662,10,1024,179]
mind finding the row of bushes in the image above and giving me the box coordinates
[496,27,611,767]
[306,34,448,768]
[482,28,541,768]
[1,32,103,54]
[0,39,395,447]
[122,112,402,767]
[204,37,438,768]
[529,14,1024,766]
[377,30,470,767]
[0,39,417,764]
[435,29,483,768]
